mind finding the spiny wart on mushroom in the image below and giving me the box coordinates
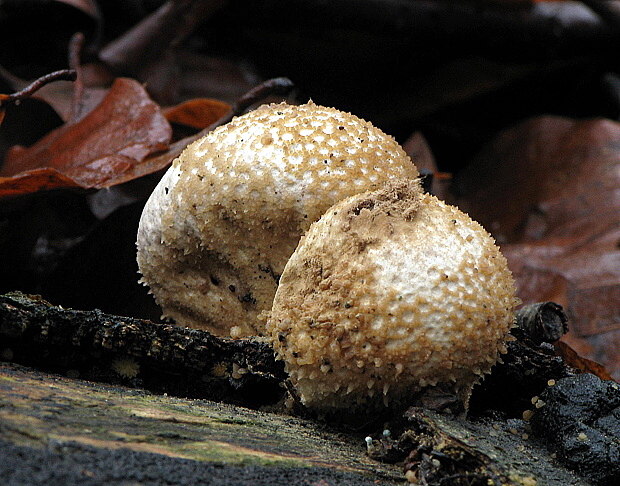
[266,179,519,412]
[137,101,418,337]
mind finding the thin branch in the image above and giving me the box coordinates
[68,32,86,123]
[232,77,296,114]
[0,70,77,108]
[208,77,295,130]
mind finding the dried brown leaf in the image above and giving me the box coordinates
[454,116,620,379]
[0,78,171,196]
[554,340,614,381]
[163,98,231,130]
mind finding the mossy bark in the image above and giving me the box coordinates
[0,361,404,485]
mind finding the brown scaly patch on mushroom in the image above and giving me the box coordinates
[137,101,419,337]
[266,179,519,412]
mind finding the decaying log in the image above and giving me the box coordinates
[0,361,402,486]
[0,291,612,485]
[366,406,591,486]
[531,373,620,486]
[0,360,593,486]
[0,291,286,408]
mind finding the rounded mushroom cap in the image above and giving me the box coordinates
[137,102,419,336]
[266,180,518,411]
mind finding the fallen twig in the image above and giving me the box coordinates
[0,70,77,109]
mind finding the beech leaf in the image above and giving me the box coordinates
[453,116,620,379]
[554,341,614,382]
[0,78,172,197]
[163,98,231,130]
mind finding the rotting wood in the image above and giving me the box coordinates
[0,291,605,484]
[0,360,592,486]
[0,291,286,408]
[0,361,403,485]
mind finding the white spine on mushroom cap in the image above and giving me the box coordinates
[136,101,419,337]
[266,179,519,411]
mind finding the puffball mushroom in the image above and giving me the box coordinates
[136,101,418,337]
[266,179,519,411]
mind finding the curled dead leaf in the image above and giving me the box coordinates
[554,340,614,381]
[163,98,231,130]
[0,78,171,196]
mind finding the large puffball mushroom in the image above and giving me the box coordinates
[136,101,419,337]
[266,179,519,412]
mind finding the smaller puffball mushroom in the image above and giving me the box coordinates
[266,179,519,411]
[137,101,418,337]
